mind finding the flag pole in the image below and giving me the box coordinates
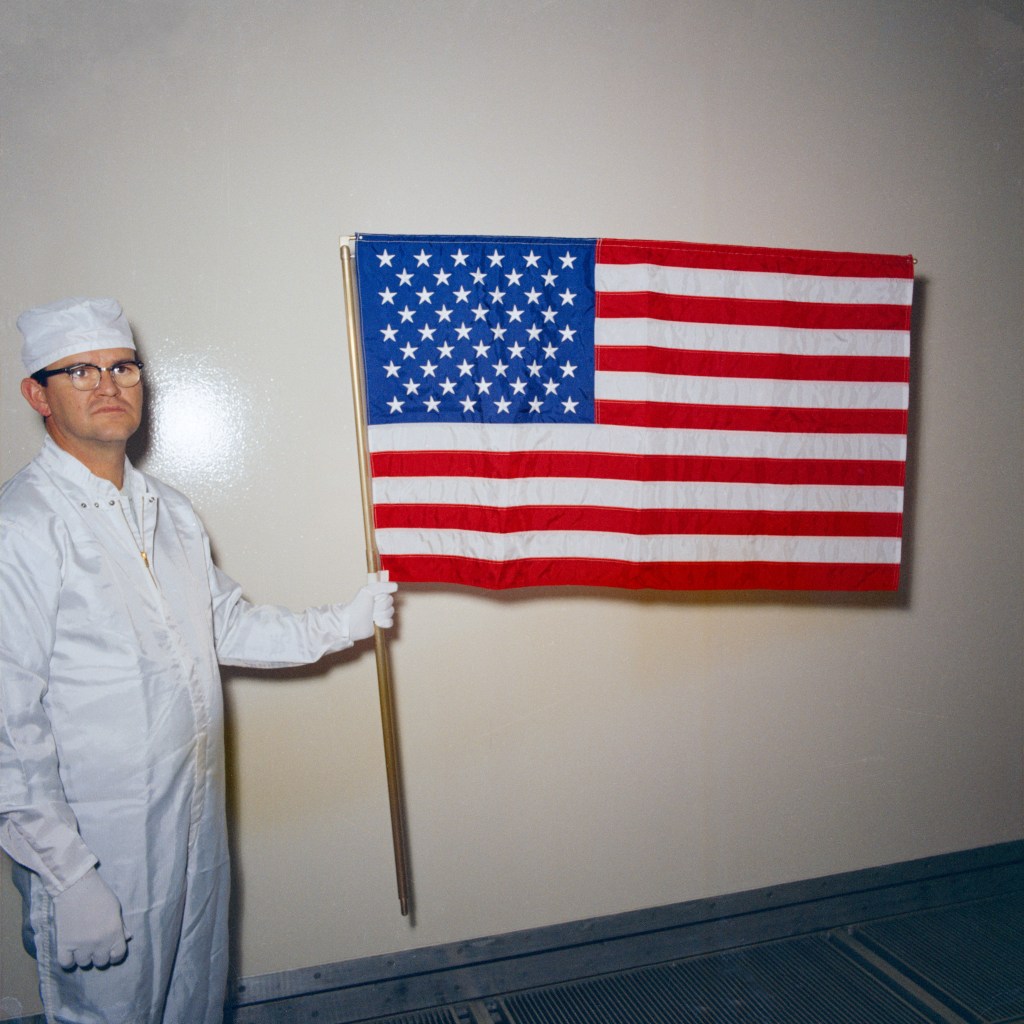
[339,236,412,917]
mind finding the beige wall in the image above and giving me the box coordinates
[2,0,1021,1017]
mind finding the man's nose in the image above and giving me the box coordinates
[94,368,121,394]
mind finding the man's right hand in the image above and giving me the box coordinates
[52,868,130,969]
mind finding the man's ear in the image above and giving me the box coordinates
[21,377,52,418]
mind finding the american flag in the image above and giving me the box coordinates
[353,234,912,591]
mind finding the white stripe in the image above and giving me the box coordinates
[367,423,907,462]
[372,477,904,514]
[375,528,902,565]
[595,318,910,358]
[595,263,914,306]
[597,371,910,410]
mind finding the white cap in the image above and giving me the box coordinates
[18,297,135,375]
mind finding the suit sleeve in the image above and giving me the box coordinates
[197,523,359,669]
[0,519,98,896]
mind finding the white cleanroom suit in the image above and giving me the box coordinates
[1,437,373,1024]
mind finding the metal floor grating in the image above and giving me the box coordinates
[493,934,937,1024]
[352,1011,476,1024]
[351,894,1024,1024]
[850,892,1024,1023]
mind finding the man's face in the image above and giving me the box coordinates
[22,347,144,453]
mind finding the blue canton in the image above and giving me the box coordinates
[356,235,596,425]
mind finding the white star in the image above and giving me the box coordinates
[424,395,441,413]
[559,288,576,306]
[559,325,577,342]
[437,341,455,358]
[507,341,526,359]
[452,249,469,266]
[526,360,543,377]
[510,377,528,395]
[380,324,398,342]
[418,324,436,341]
[435,304,453,322]
[400,342,418,360]
[507,305,524,322]
[488,286,506,304]
[414,249,431,267]
[383,361,401,378]
[455,323,472,340]
[457,359,474,377]
[494,396,512,414]
[505,269,523,287]
[378,287,396,305]
[490,324,507,341]
[475,378,492,395]
[487,249,505,267]
[387,396,404,413]
[460,395,477,413]
[416,286,434,304]
[541,306,558,323]
[526,324,543,341]
[528,396,544,413]
[560,360,577,377]
[542,343,558,360]
[453,286,471,303]
[542,270,558,287]
[420,360,438,377]
[403,378,421,395]
[470,268,487,285]
[473,340,490,358]
[396,268,414,286]
[492,360,509,377]
[377,250,395,267]
[543,378,560,395]
[471,303,489,322]
[398,305,416,323]
[439,377,457,395]
[524,287,542,304]
[559,251,577,269]
[562,396,579,414]
[524,250,541,268]
[434,269,451,286]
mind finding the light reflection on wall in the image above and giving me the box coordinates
[139,350,260,506]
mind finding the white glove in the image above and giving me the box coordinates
[345,573,398,641]
[53,868,130,970]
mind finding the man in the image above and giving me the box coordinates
[0,297,397,1024]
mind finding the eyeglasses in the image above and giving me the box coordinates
[32,360,145,391]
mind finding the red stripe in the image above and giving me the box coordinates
[596,291,911,332]
[595,345,910,383]
[373,504,904,538]
[380,555,901,591]
[370,450,905,486]
[595,400,908,435]
[596,238,915,280]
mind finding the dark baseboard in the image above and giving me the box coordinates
[226,839,1024,1024]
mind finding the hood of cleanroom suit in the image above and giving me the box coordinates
[0,438,360,1024]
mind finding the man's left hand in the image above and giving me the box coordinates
[344,575,398,641]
